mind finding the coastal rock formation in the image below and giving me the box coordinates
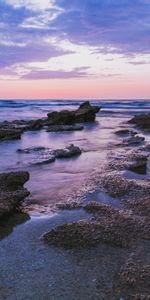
[74,101,100,122]
[122,135,145,146]
[0,102,100,141]
[43,203,145,248]
[47,124,84,132]
[0,123,22,141]
[129,112,150,131]
[54,144,82,158]
[47,101,100,125]
[17,144,82,164]
[117,254,150,300]
[0,172,30,220]
[115,129,137,137]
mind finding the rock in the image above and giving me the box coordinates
[0,172,30,220]
[57,201,82,210]
[118,256,150,299]
[47,124,84,132]
[100,173,133,198]
[127,155,147,174]
[24,119,45,131]
[47,110,75,125]
[0,124,22,141]
[54,144,82,158]
[75,101,100,122]
[17,147,49,154]
[31,154,55,165]
[122,135,145,146]
[47,102,100,125]
[115,129,137,136]
[129,112,150,131]
[124,195,150,217]
[43,204,144,248]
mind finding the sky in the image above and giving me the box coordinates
[0,0,150,99]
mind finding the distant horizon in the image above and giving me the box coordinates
[0,98,150,101]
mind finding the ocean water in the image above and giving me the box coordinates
[1,99,150,214]
[0,99,150,300]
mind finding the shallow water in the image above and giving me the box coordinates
[0,99,150,299]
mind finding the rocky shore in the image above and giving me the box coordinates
[0,172,30,220]
[0,101,100,141]
[42,112,150,299]
[0,102,150,299]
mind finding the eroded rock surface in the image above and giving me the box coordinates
[129,112,150,131]
[0,172,30,220]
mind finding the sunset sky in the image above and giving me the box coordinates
[0,0,150,99]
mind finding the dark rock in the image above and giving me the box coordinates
[57,201,82,210]
[115,129,137,136]
[129,113,150,131]
[54,144,82,158]
[127,155,147,174]
[0,124,22,141]
[0,172,30,220]
[47,110,75,125]
[47,124,84,132]
[31,154,55,165]
[75,101,100,122]
[17,147,48,154]
[47,102,100,125]
[122,135,145,146]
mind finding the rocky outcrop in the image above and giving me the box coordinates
[47,101,100,125]
[0,123,22,141]
[0,172,30,220]
[43,203,146,248]
[0,102,100,141]
[129,112,150,131]
[115,129,137,137]
[47,124,84,132]
[17,144,82,164]
[74,101,100,122]
[54,144,82,158]
[122,135,145,146]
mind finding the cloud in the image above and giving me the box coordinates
[22,67,90,79]
[1,0,150,80]
[53,0,150,55]
[4,0,57,11]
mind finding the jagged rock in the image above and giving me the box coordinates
[74,101,100,122]
[47,101,100,125]
[47,110,75,125]
[54,144,82,158]
[129,112,150,131]
[0,172,30,220]
[47,124,84,132]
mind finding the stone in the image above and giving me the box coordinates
[47,124,84,132]
[54,144,82,158]
[0,172,30,220]
[129,112,150,131]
